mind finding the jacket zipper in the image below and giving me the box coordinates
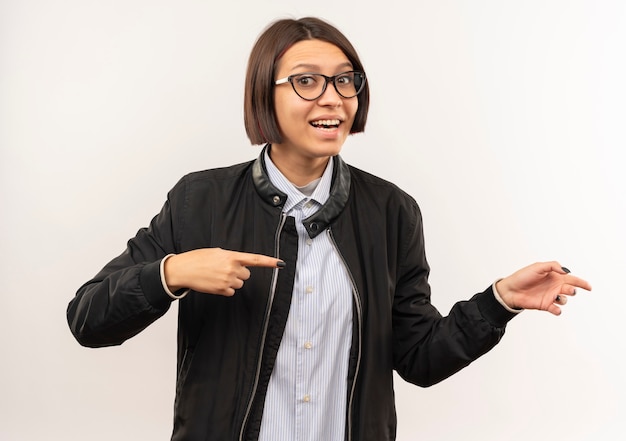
[239,212,288,441]
[328,228,363,441]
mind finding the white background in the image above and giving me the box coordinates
[1,1,624,440]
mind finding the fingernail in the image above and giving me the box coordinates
[277,260,286,269]
[561,266,571,273]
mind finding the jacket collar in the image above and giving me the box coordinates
[251,144,351,239]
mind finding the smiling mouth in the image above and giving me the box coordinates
[310,119,341,129]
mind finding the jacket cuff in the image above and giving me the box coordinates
[475,285,520,328]
[139,260,176,310]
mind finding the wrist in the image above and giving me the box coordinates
[494,279,523,313]
[161,254,189,299]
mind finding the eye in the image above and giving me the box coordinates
[294,75,319,89]
[335,73,354,86]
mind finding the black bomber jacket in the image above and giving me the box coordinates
[67,146,517,441]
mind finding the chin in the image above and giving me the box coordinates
[312,143,344,158]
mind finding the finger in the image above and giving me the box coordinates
[547,303,562,316]
[554,295,568,305]
[572,277,592,291]
[551,264,592,291]
[223,267,249,292]
[236,266,251,281]
[222,287,236,297]
[563,284,577,296]
[563,275,592,292]
[539,261,569,274]
[231,277,245,290]
[218,278,242,297]
[234,252,285,268]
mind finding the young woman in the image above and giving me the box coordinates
[67,17,591,441]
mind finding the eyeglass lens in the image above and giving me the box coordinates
[291,72,365,100]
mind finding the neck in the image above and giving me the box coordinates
[268,145,330,187]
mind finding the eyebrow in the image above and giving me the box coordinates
[290,61,354,72]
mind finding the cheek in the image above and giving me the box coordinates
[346,101,359,127]
[275,97,312,129]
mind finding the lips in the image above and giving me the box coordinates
[310,119,341,129]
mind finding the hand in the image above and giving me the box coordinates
[163,248,284,296]
[496,262,592,315]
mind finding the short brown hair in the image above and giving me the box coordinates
[244,17,370,145]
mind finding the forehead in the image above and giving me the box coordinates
[276,39,352,74]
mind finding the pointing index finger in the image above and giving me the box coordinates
[556,264,592,292]
[235,252,285,268]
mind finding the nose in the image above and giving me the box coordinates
[317,79,343,107]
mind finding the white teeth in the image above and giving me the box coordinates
[311,119,340,127]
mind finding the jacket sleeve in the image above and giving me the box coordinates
[66,178,187,348]
[391,200,518,387]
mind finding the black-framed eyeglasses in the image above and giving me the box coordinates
[274,71,366,101]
